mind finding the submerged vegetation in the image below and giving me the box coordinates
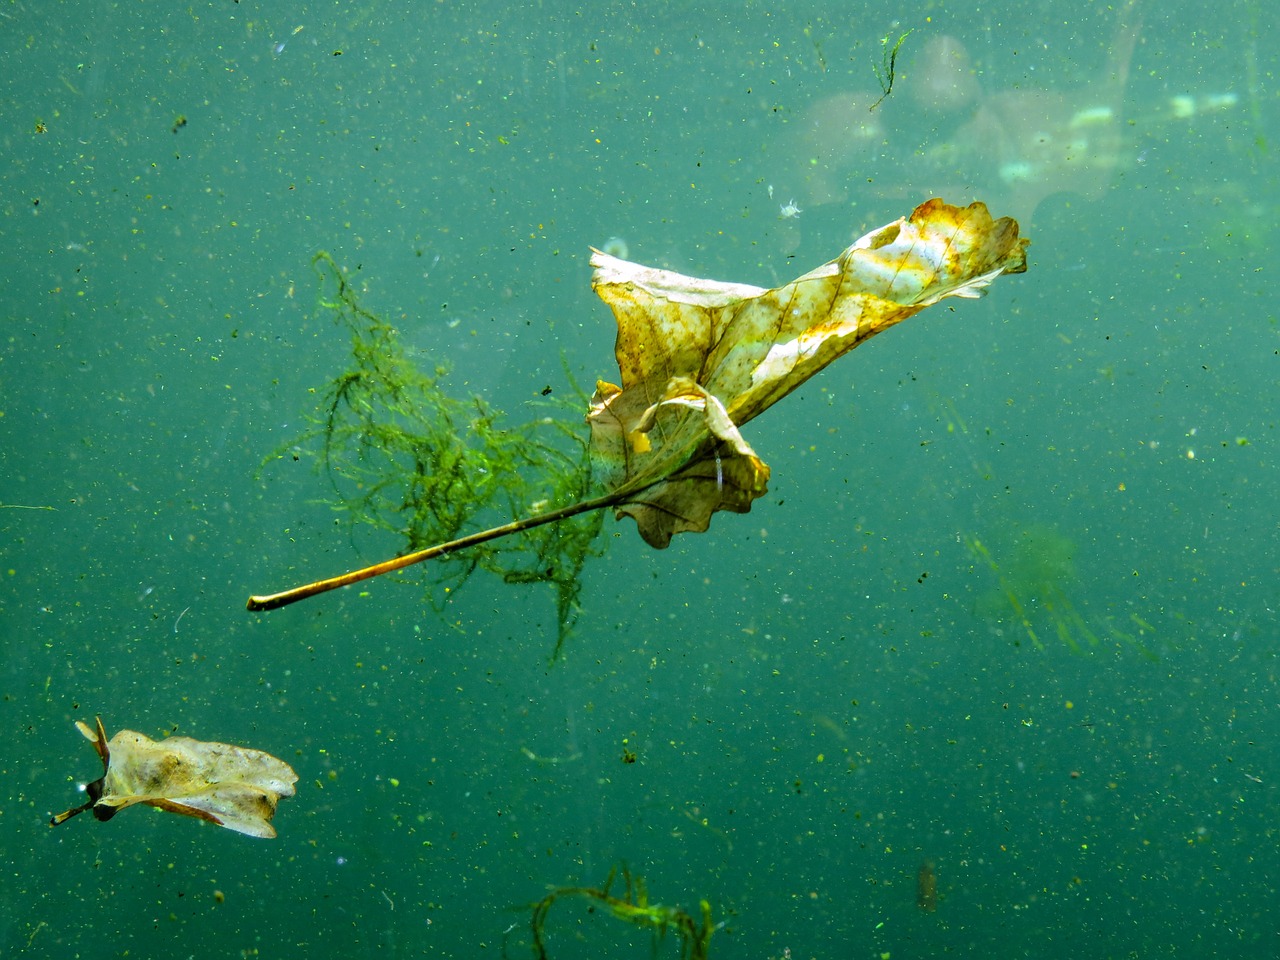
[870,28,913,110]
[284,252,603,645]
[968,525,1098,651]
[525,865,719,960]
[967,523,1156,657]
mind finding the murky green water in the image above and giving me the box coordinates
[3,0,1276,956]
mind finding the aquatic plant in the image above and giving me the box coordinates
[280,251,603,647]
[526,864,718,960]
[967,523,1155,657]
[968,525,1098,651]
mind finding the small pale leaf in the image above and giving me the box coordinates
[52,717,298,839]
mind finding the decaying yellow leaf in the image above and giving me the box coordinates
[586,198,1029,546]
[246,198,1028,611]
[51,717,298,839]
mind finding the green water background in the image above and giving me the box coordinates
[2,0,1276,956]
